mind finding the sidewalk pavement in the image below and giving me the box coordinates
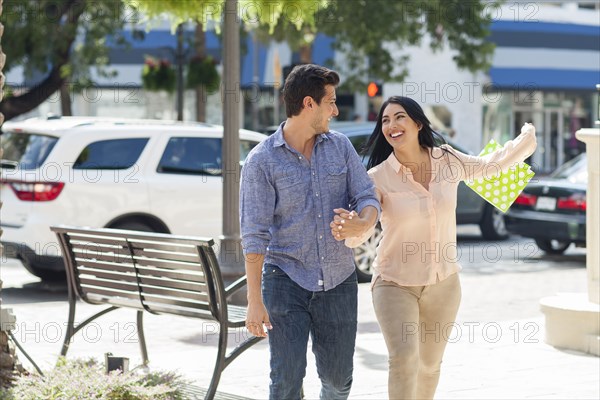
[2,243,599,399]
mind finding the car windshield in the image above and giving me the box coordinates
[550,153,587,184]
[0,132,58,170]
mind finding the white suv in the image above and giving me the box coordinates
[1,116,267,280]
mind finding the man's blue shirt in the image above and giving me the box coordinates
[240,123,380,291]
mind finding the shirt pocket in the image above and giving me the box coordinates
[272,164,311,211]
[324,164,349,205]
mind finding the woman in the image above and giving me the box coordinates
[330,96,537,399]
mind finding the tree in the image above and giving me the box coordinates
[254,0,496,91]
[0,0,128,121]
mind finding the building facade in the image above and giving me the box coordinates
[4,2,599,175]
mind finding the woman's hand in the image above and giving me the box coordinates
[329,208,367,241]
[521,122,535,136]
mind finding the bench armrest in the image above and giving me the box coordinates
[225,275,248,299]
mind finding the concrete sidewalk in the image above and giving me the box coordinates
[2,237,599,399]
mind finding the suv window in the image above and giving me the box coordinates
[0,132,58,170]
[74,138,149,169]
[157,137,258,176]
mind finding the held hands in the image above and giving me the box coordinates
[245,300,272,338]
[329,208,366,241]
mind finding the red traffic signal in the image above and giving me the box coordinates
[367,82,382,97]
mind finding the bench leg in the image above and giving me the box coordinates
[60,295,77,358]
[59,306,118,364]
[205,322,228,400]
[136,311,149,365]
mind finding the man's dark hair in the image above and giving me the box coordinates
[282,64,340,117]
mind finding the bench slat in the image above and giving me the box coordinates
[68,234,128,247]
[136,265,206,283]
[76,259,135,274]
[73,251,132,264]
[132,256,203,272]
[85,292,215,319]
[70,241,129,254]
[81,284,211,311]
[127,239,204,254]
[132,248,200,263]
[77,267,208,293]
[76,260,207,284]
[79,277,209,303]
[139,275,208,293]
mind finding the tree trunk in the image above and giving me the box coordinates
[195,22,207,122]
[60,82,72,116]
[299,43,312,64]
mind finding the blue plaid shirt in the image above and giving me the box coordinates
[240,123,380,291]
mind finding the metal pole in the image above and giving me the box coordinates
[251,31,259,131]
[219,0,243,276]
[176,23,184,121]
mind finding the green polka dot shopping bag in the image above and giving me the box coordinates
[465,139,535,213]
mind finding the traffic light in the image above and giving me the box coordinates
[367,81,383,97]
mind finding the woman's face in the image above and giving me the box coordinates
[380,103,422,151]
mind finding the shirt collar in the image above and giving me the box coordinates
[386,152,403,174]
[272,121,330,148]
[385,149,437,176]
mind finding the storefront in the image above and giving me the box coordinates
[481,13,599,174]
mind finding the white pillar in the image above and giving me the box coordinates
[539,127,600,356]
[576,128,600,304]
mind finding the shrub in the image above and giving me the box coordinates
[1,357,187,400]
[186,55,220,92]
[142,57,176,93]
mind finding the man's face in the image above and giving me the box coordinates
[311,85,339,134]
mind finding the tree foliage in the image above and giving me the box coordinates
[0,0,496,121]
[249,0,496,91]
[316,0,496,90]
[126,0,326,33]
[0,0,129,121]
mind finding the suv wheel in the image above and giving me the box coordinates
[479,204,509,241]
[535,239,571,255]
[20,257,66,282]
[353,224,382,283]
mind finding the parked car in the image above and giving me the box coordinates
[0,116,267,280]
[505,153,587,254]
[331,122,509,282]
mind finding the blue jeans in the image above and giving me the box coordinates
[262,264,358,400]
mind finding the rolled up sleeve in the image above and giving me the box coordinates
[240,158,275,255]
[344,139,381,219]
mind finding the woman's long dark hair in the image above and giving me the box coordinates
[363,96,452,170]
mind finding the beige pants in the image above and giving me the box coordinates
[372,273,461,400]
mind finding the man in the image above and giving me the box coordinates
[240,64,380,399]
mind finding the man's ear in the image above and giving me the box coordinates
[303,96,313,109]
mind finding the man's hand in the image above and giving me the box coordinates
[329,208,367,241]
[245,300,272,338]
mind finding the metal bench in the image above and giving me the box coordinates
[51,226,263,400]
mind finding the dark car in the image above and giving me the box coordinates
[332,122,509,282]
[505,153,587,254]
